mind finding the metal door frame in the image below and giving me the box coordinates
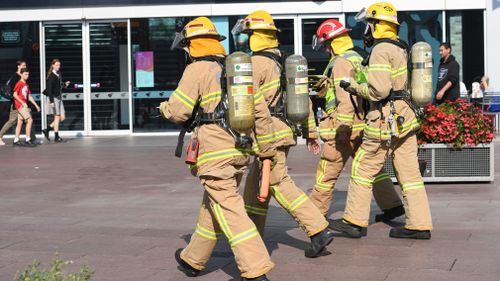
[40,21,86,137]
[297,14,345,56]
[41,19,132,137]
[85,19,132,136]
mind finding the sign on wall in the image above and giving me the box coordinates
[1,30,20,44]
[135,51,154,88]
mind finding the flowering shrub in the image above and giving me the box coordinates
[418,98,496,148]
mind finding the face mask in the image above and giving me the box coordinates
[233,33,251,53]
[249,30,279,52]
[363,22,375,48]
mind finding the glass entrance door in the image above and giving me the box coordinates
[43,20,131,135]
[43,23,85,133]
[87,20,131,132]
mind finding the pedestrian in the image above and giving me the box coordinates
[471,76,490,108]
[42,59,70,143]
[309,19,404,229]
[0,60,33,145]
[12,68,40,147]
[160,17,277,281]
[435,42,460,104]
[329,2,433,239]
[233,10,335,257]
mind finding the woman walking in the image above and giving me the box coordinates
[42,59,70,142]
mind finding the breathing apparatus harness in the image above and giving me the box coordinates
[175,56,252,158]
[253,50,303,137]
[326,51,368,121]
[362,38,424,146]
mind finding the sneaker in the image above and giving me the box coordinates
[0,139,5,146]
[54,136,64,143]
[174,248,200,277]
[42,129,50,141]
[24,140,37,147]
[305,228,334,258]
[328,219,363,238]
[389,227,431,240]
[13,141,24,147]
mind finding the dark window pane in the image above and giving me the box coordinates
[447,10,484,89]
[0,21,41,135]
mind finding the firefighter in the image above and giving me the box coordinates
[329,2,433,239]
[232,10,335,257]
[160,17,276,280]
[309,19,405,228]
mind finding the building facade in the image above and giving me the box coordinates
[0,0,494,136]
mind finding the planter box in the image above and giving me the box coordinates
[383,143,495,183]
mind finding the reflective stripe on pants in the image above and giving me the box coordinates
[243,147,328,237]
[343,133,432,230]
[181,168,274,278]
[310,135,402,216]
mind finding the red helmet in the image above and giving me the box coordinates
[312,19,350,51]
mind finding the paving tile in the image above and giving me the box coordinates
[0,137,498,280]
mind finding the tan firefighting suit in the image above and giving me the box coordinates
[342,41,433,230]
[243,48,329,237]
[160,58,277,278]
[309,50,403,216]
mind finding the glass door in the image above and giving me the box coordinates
[42,22,85,133]
[87,20,131,133]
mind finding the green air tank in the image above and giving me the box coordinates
[225,51,256,132]
[411,42,433,106]
[285,55,310,123]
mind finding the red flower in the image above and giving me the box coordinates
[418,99,496,148]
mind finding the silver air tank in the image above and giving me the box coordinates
[411,42,433,106]
[285,55,310,123]
[225,51,256,132]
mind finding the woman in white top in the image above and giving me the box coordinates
[471,76,489,108]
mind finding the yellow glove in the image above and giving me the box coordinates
[313,75,333,98]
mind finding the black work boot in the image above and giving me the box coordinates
[328,219,363,238]
[389,227,431,240]
[375,205,405,222]
[174,248,200,277]
[304,228,334,258]
[241,275,270,281]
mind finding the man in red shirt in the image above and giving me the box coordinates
[12,68,40,147]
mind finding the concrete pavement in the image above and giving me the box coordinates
[0,137,499,281]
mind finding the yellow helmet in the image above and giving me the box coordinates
[231,10,278,35]
[357,2,399,25]
[171,17,226,50]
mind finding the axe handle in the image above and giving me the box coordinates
[258,159,272,203]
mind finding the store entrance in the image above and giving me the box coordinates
[41,20,131,136]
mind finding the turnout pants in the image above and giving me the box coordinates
[180,166,274,279]
[310,135,403,216]
[343,133,433,230]
[243,147,328,237]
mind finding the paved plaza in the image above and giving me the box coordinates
[0,136,499,281]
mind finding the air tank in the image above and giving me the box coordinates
[225,51,255,132]
[411,42,433,106]
[285,55,310,123]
